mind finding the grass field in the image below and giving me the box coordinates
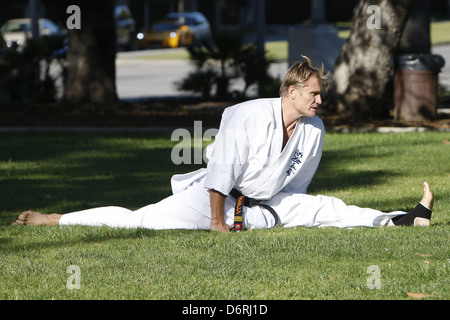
[0,130,449,300]
[132,20,450,62]
[337,20,450,45]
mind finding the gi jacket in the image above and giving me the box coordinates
[171,98,324,200]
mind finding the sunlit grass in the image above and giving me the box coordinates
[126,19,450,66]
[431,20,450,45]
[338,20,450,45]
[265,40,288,61]
[0,131,448,300]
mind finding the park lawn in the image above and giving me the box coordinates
[0,130,449,300]
[131,20,450,62]
[337,20,450,45]
[431,20,450,45]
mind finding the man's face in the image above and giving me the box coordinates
[290,76,323,117]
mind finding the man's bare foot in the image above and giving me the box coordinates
[419,181,434,210]
[13,211,62,226]
[415,182,434,227]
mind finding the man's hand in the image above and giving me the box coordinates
[210,220,232,233]
[209,189,232,233]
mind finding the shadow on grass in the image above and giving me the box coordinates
[0,226,165,254]
[308,144,402,194]
[0,131,203,226]
[0,131,431,227]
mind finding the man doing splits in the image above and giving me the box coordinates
[14,57,434,232]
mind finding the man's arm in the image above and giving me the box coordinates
[209,189,231,233]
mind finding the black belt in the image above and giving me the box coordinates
[230,188,281,232]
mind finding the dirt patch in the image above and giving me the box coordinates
[322,113,450,131]
[1,99,449,130]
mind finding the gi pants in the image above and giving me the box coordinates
[59,176,403,230]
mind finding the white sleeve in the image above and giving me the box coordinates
[204,108,249,195]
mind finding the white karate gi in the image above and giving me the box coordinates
[59,98,404,230]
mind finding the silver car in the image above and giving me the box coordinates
[0,18,62,50]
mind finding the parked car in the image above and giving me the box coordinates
[137,12,211,49]
[115,5,137,50]
[0,18,62,51]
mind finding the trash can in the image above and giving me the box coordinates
[394,54,445,121]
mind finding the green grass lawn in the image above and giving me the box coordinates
[338,20,450,45]
[129,20,450,63]
[0,130,449,300]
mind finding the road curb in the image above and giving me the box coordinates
[0,126,449,133]
[326,126,450,133]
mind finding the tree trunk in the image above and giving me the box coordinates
[398,0,431,54]
[62,0,118,107]
[326,0,413,119]
[394,0,436,121]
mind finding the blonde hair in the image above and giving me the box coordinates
[279,55,331,97]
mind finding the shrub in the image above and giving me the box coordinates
[176,31,279,100]
[0,35,66,105]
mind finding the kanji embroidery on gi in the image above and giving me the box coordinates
[286,149,303,176]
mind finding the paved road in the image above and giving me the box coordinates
[115,47,288,100]
[116,51,194,99]
[116,44,450,100]
[433,44,450,87]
